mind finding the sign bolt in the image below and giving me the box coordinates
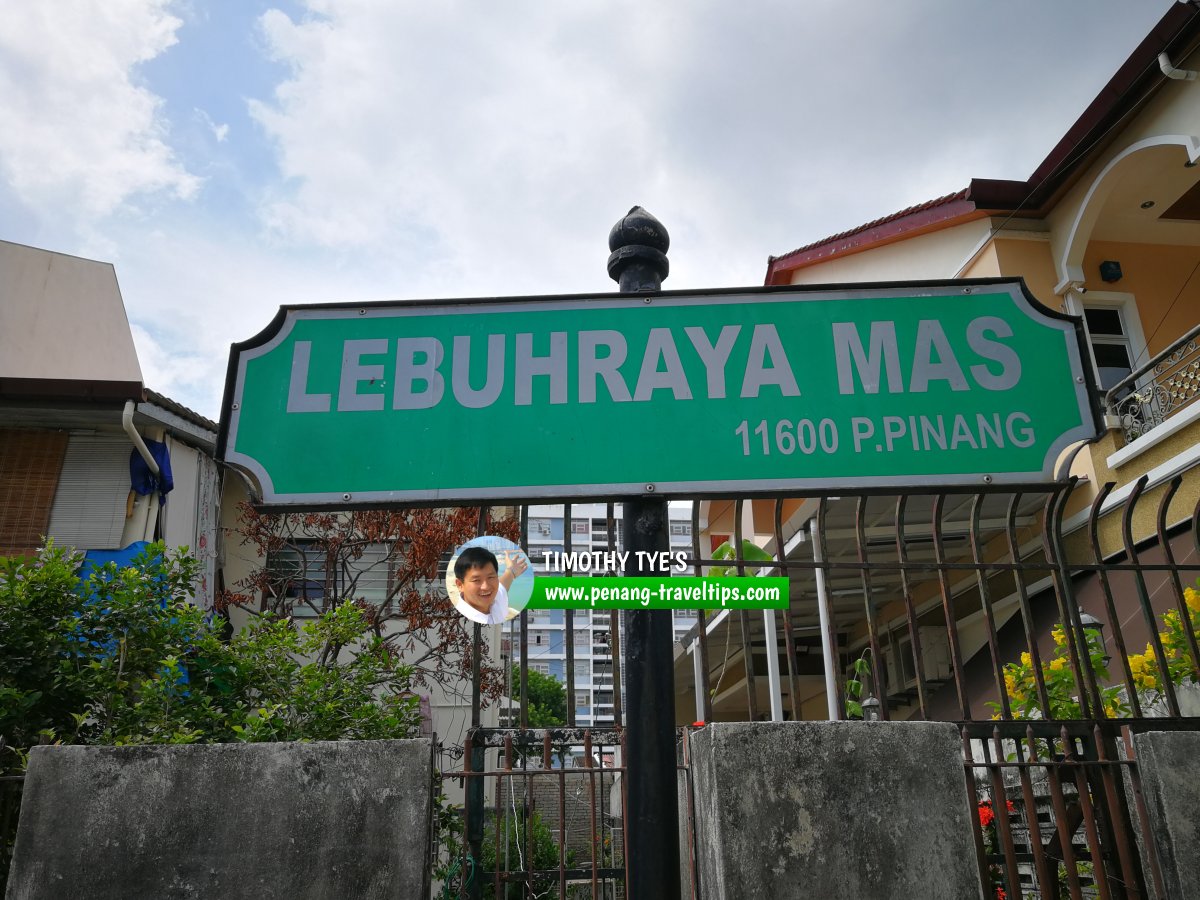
[342,493,352,501]
[1076,376,1084,383]
[983,475,993,484]
[358,309,366,315]
[231,402,239,410]
[645,484,656,492]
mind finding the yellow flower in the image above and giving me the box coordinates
[1004,672,1016,695]
[1049,657,1068,672]
[1186,586,1200,613]
[1143,674,1157,690]
[1020,651,1031,667]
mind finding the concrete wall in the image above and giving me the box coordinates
[5,740,433,900]
[1132,730,1200,900]
[688,721,983,900]
[0,241,142,386]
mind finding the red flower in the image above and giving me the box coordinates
[977,798,1017,828]
[995,888,1007,900]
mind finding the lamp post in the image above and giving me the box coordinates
[861,695,882,721]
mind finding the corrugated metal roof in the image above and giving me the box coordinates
[143,388,218,434]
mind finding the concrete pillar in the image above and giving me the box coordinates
[687,722,984,900]
[6,739,434,900]
[1132,730,1200,899]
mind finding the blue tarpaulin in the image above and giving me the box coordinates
[78,542,153,584]
[129,439,173,505]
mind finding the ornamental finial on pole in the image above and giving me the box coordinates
[607,206,670,293]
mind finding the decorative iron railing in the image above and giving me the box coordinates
[1105,323,1200,444]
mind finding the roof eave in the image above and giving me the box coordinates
[765,197,982,285]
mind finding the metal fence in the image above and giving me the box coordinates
[3,475,1197,899]
[440,728,626,900]
[451,473,1200,899]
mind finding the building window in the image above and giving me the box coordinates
[575,691,589,709]
[571,518,588,534]
[267,540,328,610]
[531,662,551,675]
[268,540,395,614]
[1085,306,1135,391]
[669,521,691,536]
[2,429,68,557]
[1068,291,1146,395]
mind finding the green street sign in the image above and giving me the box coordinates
[218,279,1099,506]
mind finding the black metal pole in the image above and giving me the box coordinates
[609,206,681,900]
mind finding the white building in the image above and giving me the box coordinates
[0,240,219,605]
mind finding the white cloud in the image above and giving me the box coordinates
[245,0,1172,296]
[0,0,1177,423]
[0,0,199,228]
[195,108,229,143]
[130,322,216,414]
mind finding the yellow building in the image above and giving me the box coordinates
[677,2,1200,724]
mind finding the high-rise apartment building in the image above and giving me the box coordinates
[513,502,695,725]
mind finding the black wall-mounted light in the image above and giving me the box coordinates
[1078,608,1111,665]
[1099,260,1123,283]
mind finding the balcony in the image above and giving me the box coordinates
[1105,323,1200,446]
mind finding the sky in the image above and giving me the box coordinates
[0,0,1175,421]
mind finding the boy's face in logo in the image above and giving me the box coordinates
[457,562,499,614]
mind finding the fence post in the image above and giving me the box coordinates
[609,206,681,900]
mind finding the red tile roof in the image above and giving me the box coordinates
[768,190,969,265]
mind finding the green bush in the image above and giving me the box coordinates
[1,542,422,884]
[1,541,420,764]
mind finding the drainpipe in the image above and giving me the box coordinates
[121,400,161,545]
[122,400,159,476]
[1159,50,1198,81]
[811,518,841,720]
